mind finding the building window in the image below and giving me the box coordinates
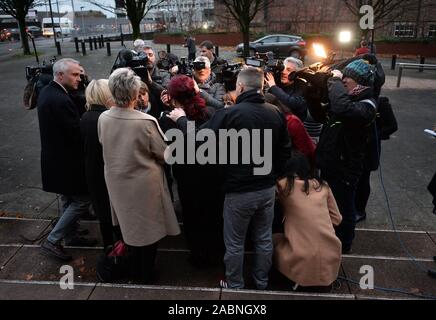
[429,25,436,38]
[394,23,415,37]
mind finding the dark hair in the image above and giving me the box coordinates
[167,75,207,121]
[280,151,325,195]
[199,40,214,50]
[361,40,368,47]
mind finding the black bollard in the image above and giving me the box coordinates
[100,35,104,48]
[106,41,111,56]
[89,37,93,51]
[215,46,219,57]
[167,44,171,53]
[55,41,62,56]
[391,54,397,70]
[419,56,425,72]
[120,32,124,47]
[74,37,79,53]
[94,37,98,50]
[81,40,87,56]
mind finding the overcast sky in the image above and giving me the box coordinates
[35,0,115,17]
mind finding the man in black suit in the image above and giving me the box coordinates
[37,58,96,261]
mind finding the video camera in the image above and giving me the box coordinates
[175,57,206,77]
[245,52,285,83]
[110,49,151,83]
[221,62,243,91]
[284,51,384,123]
[25,56,56,81]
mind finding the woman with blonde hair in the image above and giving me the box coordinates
[80,79,118,250]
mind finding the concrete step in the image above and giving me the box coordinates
[1,216,436,300]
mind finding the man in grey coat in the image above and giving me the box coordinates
[192,56,225,110]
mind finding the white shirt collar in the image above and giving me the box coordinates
[53,80,68,94]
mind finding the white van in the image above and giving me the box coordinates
[42,17,73,37]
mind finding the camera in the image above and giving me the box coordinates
[174,58,207,77]
[245,51,284,84]
[221,62,243,91]
[110,49,152,83]
[25,56,56,81]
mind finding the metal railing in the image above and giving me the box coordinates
[396,62,436,88]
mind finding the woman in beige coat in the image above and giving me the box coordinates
[273,152,342,289]
[98,68,180,283]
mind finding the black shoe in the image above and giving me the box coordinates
[41,239,72,261]
[65,237,98,247]
[433,256,436,262]
[355,211,367,223]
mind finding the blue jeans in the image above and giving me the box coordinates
[47,195,91,244]
[223,186,275,289]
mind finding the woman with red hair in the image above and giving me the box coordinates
[161,75,224,268]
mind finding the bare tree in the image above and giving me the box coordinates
[220,0,275,57]
[343,0,420,34]
[0,0,42,55]
[86,0,165,39]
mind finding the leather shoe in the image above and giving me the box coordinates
[41,239,72,261]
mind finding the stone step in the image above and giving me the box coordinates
[1,217,436,259]
[1,216,436,299]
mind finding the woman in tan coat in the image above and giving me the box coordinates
[98,68,180,283]
[273,152,342,289]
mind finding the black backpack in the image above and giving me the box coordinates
[377,96,398,140]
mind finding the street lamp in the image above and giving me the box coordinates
[80,6,85,39]
[339,30,352,59]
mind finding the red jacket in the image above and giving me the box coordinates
[285,113,316,165]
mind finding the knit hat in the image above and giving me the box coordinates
[343,59,375,86]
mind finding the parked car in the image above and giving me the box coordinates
[26,26,42,37]
[0,29,12,41]
[236,34,307,60]
[9,28,21,41]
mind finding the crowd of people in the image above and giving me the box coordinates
[35,38,395,290]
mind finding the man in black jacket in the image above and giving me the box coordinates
[38,58,96,261]
[316,59,377,254]
[202,67,291,289]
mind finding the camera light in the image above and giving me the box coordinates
[339,31,352,43]
[313,43,327,58]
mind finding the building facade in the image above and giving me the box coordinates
[214,0,436,39]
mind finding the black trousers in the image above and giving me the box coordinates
[355,169,371,214]
[428,172,436,207]
[128,242,158,284]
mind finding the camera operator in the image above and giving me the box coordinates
[140,46,172,119]
[199,40,227,77]
[316,59,377,254]
[265,57,308,122]
[192,56,225,110]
